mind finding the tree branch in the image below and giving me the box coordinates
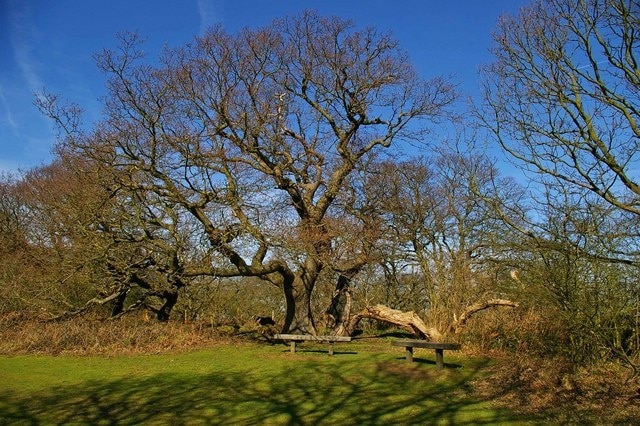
[450,299,519,334]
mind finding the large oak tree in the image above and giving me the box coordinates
[41,12,455,333]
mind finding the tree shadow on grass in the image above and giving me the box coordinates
[0,357,540,425]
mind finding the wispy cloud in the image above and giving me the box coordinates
[0,85,18,135]
[3,0,55,170]
[8,1,44,94]
[197,0,220,35]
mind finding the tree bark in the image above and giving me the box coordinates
[347,304,443,340]
[157,289,179,322]
[110,288,129,317]
[282,273,316,335]
[325,273,354,336]
[346,299,520,339]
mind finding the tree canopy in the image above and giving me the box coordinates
[38,11,456,333]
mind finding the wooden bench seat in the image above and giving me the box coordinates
[391,340,461,369]
[273,334,352,355]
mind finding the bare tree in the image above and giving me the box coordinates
[0,149,203,322]
[344,147,521,337]
[0,173,36,316]
[39,12,455,332]
[480,0,640,218]
[478,0,640,364]
[0,173,28,256]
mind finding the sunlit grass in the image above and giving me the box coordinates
[0,338,538,425]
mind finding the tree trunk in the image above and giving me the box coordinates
[347,304,443,340]
[110,288,129,317]
[325,273,353,336]
[157,289,179,321]
[282,273,316,334]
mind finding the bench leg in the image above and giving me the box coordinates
[405,346,414,362]
[290,341,296,354]
[329,341,334,356]
[435,348,444,369]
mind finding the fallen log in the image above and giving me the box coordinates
[345,298,520,339]
[450,299,519,334]
[347,304,442,340]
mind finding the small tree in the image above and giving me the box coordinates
[344,146,523,336]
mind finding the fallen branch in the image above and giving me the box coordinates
[451,299,519,334]
[45,291,124,322]
[347,304,442,340]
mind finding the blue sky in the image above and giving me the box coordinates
[0,0,528,174]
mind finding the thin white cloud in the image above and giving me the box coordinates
[8,0,44,94]
[197,0,220,35]
[3,0,56,170]
[0,85,18,135]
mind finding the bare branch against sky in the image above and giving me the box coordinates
[0,0,527,174]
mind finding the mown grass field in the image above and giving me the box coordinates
[0,337,539,425]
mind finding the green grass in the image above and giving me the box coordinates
[0,338,538,425]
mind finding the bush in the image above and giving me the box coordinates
[473,352,640,423]
[0,315,230,356]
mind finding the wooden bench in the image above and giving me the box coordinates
[273,334,352,356]
[391,340,461,369]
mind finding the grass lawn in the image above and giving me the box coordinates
[0,337,538,425]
